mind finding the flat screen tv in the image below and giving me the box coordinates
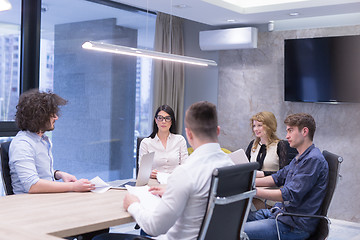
[284,35,360,103]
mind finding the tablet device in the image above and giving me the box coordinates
[228,149,249,165]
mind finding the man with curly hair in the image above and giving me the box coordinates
[9,89,95,194]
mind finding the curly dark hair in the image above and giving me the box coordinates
[15,89,68,133]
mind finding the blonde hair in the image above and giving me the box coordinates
[250,111,279,152]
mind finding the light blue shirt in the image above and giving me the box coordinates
[9,130,55,194]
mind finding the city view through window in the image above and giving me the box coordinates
[0,0,156,183]
[0,27,20,122]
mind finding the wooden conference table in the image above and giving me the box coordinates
[0,185,135,239]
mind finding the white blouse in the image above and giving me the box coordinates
[249,141,280,172]
[139,133,188,173]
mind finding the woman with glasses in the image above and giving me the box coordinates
[139,105,188,179]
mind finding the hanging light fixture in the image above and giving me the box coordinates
[0,0,12,11]
[82,41,217,67]
[82,0,217,67]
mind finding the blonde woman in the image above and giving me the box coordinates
[245,111,292,178]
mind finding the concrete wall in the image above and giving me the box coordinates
[217,25,360,222]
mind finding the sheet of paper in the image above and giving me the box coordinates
[125,185,161,211]
[156,172,170,184]
[90,176,111,193]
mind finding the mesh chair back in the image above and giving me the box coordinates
[198,162,259,240]
[0,141,14,195]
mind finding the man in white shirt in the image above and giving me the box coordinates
[94,101,234,240]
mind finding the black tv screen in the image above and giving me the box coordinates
[284,35,360,103]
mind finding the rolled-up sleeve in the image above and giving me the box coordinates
[9,140,40,193]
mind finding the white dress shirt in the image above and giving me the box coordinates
[139,133,188,173]
[128,143,234,240]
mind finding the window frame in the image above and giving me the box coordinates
[0,0,154,137]
[0,0,40,136]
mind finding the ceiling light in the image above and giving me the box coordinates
[289,12,300,16]
[82,41,218,67]
[227,19,236,23]
[173,4,189,9]
[222,0,309,8]
[0,0,12,11]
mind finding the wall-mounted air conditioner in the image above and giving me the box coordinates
[199,27,258,51]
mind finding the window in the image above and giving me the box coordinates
[39,0,156,181]
[0,29,21,122]
[0,1,21,123]
[0,0,21,196]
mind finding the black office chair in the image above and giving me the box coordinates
[0,141,14,195]
[198,162,259,240]
[133,137,146,231]
[135,137,145,176]
[275,150,343,240]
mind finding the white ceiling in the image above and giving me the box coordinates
[0,0,157,41]
[0,0,359,34]
[113,0,360,31]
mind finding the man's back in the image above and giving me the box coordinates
[128,143,234,240]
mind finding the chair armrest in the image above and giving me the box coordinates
[279,212,331,223]
[274,212,331,240]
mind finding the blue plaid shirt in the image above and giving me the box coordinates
[271,144,328,233]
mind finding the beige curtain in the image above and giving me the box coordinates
[152,12,185,134]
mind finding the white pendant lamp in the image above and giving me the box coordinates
[82,41,217,67]
[82,0,217,67]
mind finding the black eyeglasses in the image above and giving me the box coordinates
[156,115,172,122]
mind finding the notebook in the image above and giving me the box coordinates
[110,151,155,189]
[228,149,249,165]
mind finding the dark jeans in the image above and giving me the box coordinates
[244,209,310,240]
[67,228,109,240]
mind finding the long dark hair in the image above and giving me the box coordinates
[15,89,67,133]
[149,105,177,138]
